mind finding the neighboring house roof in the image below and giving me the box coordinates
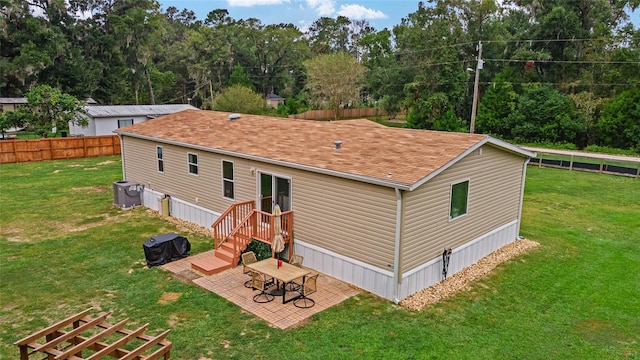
[0,97,27,104]
[266,94,284,100]
[84,104,199,118]
[116,110,534,190]
[1,97,96,106]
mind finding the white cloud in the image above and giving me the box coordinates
[337,4,387,20]
[305,0,336,16]
[297,19,313,32]
[227,0,291,7]
[29,1,92,20]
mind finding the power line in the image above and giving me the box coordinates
[479,81,639,86]
[485,58,640,65]
[162,80,210,104]
[483,38,614,44]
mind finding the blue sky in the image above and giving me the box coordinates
[158,0,640,32]
[159,0,416,31]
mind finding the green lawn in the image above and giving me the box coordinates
[0,158,638,359]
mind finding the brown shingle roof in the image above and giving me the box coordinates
[116,110,495,187]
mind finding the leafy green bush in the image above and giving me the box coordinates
[583,145,640,156]
[597,88,640,152]
[527,142,579,150]
[243,239,272,261]
[212,85,265,114]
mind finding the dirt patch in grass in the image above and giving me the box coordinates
[158,292,182,304]
[97,160,115,165]
[4,227,27,243]
[145,209,213,237]
[56,212,132,233]
[400,239,540,310]
[71,186,108,193]
[573,319,634,347]
[167,314,182,327]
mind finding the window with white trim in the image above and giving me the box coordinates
[117,119,133,128]
[222,160,234,200]
[449,179,469,220]
[188,153,198,175]
[156,146,164,173]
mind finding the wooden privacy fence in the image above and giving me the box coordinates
[288,107,387,120]
[0,135,121,164]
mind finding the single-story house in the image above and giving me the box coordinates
[0,97,28,113]
[69,104,199,136]
[265,94,284,108]
[115,110,535,302]
[1,97,97,114]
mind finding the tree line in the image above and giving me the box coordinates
[1,0,639,151]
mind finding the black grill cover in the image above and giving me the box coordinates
[143,232,191,267]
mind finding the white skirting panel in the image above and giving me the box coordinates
[294,220,519,302]
[293,240,396,300]
[398,220,520,300]
[169,197,220,228]
[141,188,163,211]
[141,189,220,228]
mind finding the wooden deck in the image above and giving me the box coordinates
[200,201,294,276]
[162,251,361,329]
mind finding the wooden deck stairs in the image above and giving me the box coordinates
[191,233,250,275]
[190,200,293,276]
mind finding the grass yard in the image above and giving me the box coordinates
[0,157,638,359]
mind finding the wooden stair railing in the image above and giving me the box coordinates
[224,210,257,266]
[211,200,255,250]
[211,201,295,268]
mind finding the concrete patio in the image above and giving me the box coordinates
[162,251,361,329]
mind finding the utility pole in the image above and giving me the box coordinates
[470,41,483,134]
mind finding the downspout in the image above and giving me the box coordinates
[118,134,126,180]
[392,188,403,304]
[516,158,531,238]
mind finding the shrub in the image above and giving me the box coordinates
[243,239,272,261]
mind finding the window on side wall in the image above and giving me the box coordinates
[222,160,234,200]
[449,179,469,220]
[156,146,164,173]
[117,119,134,128]
[188,153,198,175]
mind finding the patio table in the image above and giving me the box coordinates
[246,258,311,304]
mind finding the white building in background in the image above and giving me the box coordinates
[69,104,199,136]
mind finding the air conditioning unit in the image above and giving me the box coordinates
[113,181,144,209]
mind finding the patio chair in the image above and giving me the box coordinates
[250,270,275,303]
[289,254,304,267]
[286,254,304,291]
[293,273,318,308]
[241,251,257,288]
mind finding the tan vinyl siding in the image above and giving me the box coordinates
[249,162,398,268]
[290,170,397,268]
[122,136,398,268]
[122,137,254,213]
[401,144,525,271]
